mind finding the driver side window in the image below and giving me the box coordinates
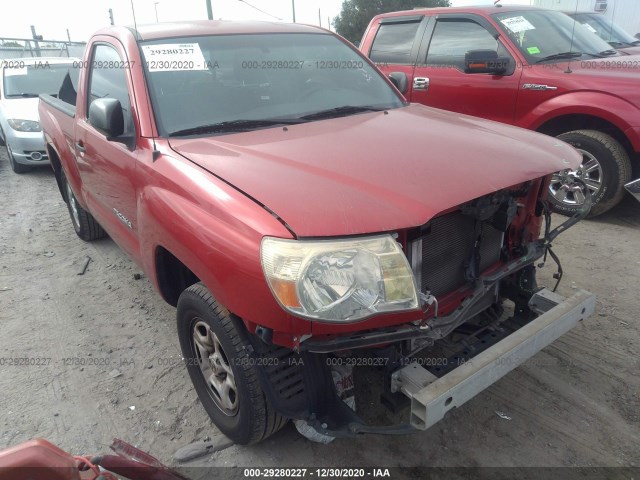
[87,44,134,136]
[426,19,512,71]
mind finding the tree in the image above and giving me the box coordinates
[1,41,21,47]
[334,0,450,44]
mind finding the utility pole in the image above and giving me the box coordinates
[291,0,296,22]
[154,2,159,22]
[30,25,42,57]
[109,8,115,25]
[318,8,321,27]
[206,0,213,20]
[327,17,331,31]
[66,29,71,42]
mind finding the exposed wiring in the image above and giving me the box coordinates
[538,175,591,292]
[237,0,283,20]
[537,200,563,291]
[547,246,563,292]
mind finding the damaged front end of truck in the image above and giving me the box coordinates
[248,176,596,438]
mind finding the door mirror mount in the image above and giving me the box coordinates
[89,98,125,140]
[388,72,409,94]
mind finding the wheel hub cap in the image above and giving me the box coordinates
[193,320,239,416]
[549,148,603,206]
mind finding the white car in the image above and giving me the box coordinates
[0,57,79,173]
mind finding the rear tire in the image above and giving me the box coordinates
[177,283,287,445]
[548,130,632,217]
[62,173,106,241]
[6,142,31,174]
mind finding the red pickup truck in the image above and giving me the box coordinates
[360,5,640,216]
[39,21,595,445]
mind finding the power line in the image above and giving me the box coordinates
[237,0,283,20]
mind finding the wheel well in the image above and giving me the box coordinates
[46,144,66,201]
[536,114,635,159]
[155,246,200,307]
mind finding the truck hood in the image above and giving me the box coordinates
[0,97,39,122]
[619,46,640,56]
[169,104,580,237]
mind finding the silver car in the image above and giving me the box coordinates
[0,57,78,174]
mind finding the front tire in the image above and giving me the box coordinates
[548,130,632,217]
[177,283,287,445]
[62,173,106,241]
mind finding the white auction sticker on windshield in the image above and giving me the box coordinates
[4,67,28,76]
[582,23,598,33]
[500,16,536,33]
[141,43,208,72]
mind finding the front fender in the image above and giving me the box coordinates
[136,156,313,339]
[517,91,640,151]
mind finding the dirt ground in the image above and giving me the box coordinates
[0,149,639,475]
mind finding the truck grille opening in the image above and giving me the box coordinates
[409,210,504,297]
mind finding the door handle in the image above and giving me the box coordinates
[413,77,430,91]
[75,142,86,154]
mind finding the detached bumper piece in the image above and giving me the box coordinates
[394,289,595,430]
[625,178,640,202]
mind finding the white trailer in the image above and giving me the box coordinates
[533,0,640,37]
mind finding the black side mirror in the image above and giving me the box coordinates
[388,72,409,94]
[89,97,124,139]
[465,50,512,75]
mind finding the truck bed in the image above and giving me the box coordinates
[39,94,76,119]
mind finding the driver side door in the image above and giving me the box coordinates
[412,14,523,124]
[75,40,140,257]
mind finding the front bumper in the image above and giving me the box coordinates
[295,288,596,437]
[4,130,49,166]
[391,288,595,431]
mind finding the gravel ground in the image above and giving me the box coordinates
[0,150,638,476]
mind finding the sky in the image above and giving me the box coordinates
[0,0,539,42]
[0,0,344,42]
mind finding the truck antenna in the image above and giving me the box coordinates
[608,0,618,46]
[565,0,579,73]
[130,0,138,32]
[130,0,161,160]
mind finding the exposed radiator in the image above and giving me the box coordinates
[409,210,503,297]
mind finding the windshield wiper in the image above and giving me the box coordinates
[169,118,305,137]
[299,105,385,121]
[7,93,39,98]
[535,52,584,64]
[597,49,618,56]
[629,40,640,46]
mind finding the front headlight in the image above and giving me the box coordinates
[7,119,41,132]
[261,235,418,322]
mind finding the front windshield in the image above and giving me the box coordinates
[492,10,616,63]
[570,13,638,47]
[3,63,76,98]
[141,33,404,136]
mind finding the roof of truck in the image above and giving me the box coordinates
[374,4,545,19]
[94,20,326,42]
